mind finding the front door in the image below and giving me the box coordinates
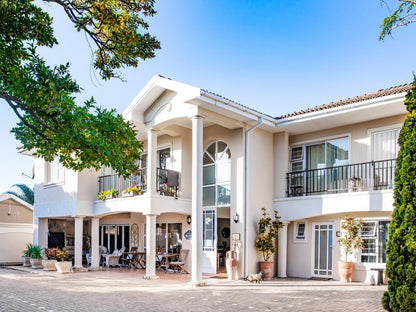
[312,223,333,278]
[202,209,217,274]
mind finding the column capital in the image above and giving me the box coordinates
[189,114,205,120]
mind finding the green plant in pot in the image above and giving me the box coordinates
[98,189,118,201]
[255,207,284,280]
[22,242,33,267]
[338,216,364,282]
[28,245,43,269]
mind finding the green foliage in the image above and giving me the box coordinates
[255,207,285,261]
[28,244,43,259]
[123,185,140,194]
[23,242,33,257]
[0,0,159,177]
[380,1,416,40]
[3,184,34,205]
[383,78,416,311]
[98,189,118,201]
[43,248,59,260]
[338,216,364,262]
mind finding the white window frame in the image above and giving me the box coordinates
[45,158,64,186]
[360,219,390,265]
[367,124,401,162]
[294,221,307,242]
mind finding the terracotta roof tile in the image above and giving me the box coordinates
[279,83,413,119]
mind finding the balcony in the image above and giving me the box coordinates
[286,159,396,197]
[98,168,179,198]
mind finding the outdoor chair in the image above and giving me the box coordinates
[104,246,126,267]
[170,249,189,274]
[86,245,108,266]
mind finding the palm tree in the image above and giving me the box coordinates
[3,184,34,205]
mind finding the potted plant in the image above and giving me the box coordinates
[22,243,33,267]
[338,216,364,282]
[255,207,284,280]
[160,183,171,196]
[29,245,43,269]
[55,249,72,273]
[122,185,141,197]
[42,248,58,271]
[98,189,118,201]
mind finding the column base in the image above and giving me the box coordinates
[72,266,89,273]
[143,275,159,280]
[277,274,287,278]
[88,266,102,271]
[187,281,207,287]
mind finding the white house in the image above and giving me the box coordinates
[31,75,410,283]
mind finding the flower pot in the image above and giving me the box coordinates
[226,251,238,280]
[338,261,354,282]
[55,261,73,273]
[259,261,274,280]
[30,258,43,269]
[22,256,31,267]
[42,259,57,271]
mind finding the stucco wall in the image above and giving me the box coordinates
[0,228,33,264]
[0,200,32,223]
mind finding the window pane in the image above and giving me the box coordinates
[217,162,231,183]
[203,152,214,165]
[203,186,215,206]
[296,223,306,238]
[307,143,325,170]
[168,223,182,253]
[156,223,167,253]
[326,138,349,167]
[203,165,215,185]
[373,129,399,161]
[361,222,376,236]
[158,148,170,169]
[217,141,227,157]
[206,143,216,161]
[217,184,231,205]
[203,211,215,250]
[291,147,303,161]
[378,221,390,263]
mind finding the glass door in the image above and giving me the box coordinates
[202,209,217,274]
[312,223,333,277]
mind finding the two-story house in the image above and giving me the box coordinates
[32,75,410,284]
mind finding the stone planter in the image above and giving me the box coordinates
[22,256,31,267]
[42,259,57,271]
[55,261,73,273]
[30,258,43,269]
[259,261,274,280]
[122,190,139,197]
[338,261,354,282]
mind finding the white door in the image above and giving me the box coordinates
[202,209,217,274]
[312,223,333,278]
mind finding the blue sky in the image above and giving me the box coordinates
[1,0,415,193]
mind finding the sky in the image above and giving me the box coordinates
[1,0,416,193]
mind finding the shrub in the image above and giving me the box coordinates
[338,217,363,262]
[255,208,284,261]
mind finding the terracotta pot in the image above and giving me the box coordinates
[22,256,31,267]
[42,259,57,271]
[30,258,43,269]
[259,261,274,280]
[338,261,354,282]
[55,261,73,273]
[226,251,238,280]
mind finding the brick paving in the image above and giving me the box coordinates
[0,266,386,312]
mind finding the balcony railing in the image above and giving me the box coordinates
[97,168,180,198]
[286,159,396,197]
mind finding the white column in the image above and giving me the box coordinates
[91,217,100,269]
[278,222,290,278]
[191,115,204,286]
[74,217,83,268]
[37,218,48,248]
[147,129,158,195]
[144,214,158,280]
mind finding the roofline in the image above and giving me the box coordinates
[0,194,33,211]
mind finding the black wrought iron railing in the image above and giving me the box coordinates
[286,159,396,197]
[98,168,180,198]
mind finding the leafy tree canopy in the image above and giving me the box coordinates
[0,0,161,177]
[380,0,416,40]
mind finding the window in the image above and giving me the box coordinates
[372,129,399,161]
[45,158,64,184]
[360,220,390,263]
[158,148,170,169]
[203,141,231,207]
[296,222,306,240]
[203,210,216,251]
[155,222,182,253]
[99,224,129,253]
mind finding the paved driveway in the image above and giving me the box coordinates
[0,267,386,312]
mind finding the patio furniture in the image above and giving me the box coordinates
[122,251,146,269]
[156,253,179,273]
[86,245,108,266]
[170,249,189,274]
[103,247,126,267]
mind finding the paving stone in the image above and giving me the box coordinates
[0,267,386,311]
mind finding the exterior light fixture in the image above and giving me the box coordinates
[233,213,239,223]
[187,215,191,225]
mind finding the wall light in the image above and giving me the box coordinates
[233,213,239,223]
[187,215,191,225]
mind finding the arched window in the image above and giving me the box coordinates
[202,141,231,207]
